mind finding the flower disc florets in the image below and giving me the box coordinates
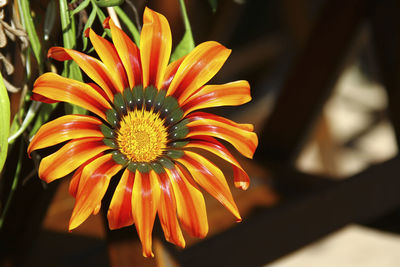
[117,109,167,162]
[101,85,188,171]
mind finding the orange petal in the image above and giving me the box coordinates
[161,56,185,90]
[69,153,122,230]
[28,115,103,156]
[93,203,101,215]
[38,137,109,183]
[107,168,135,229]
[48,47,118,100]
[156,171,185,248]
[166,167,208,238]
[69,170,81,198]
[182,80,251,115]
[187,112,258,158]
[185,136,250,190]
[69,153,105,198]
[167,41,231,103]
[140,7,172,89]
[131,170,160,257]
[31,93,58,103]
[33,73,112,120]
[177,151,241,221]
[188,111,254,131]
[105,18,142,88]
[86,28,128,92]
[87,83,111,102]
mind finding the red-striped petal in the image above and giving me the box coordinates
[69,153,105,198]
[31,94,58,103]
[48,47,118,100]
[28,115,103,156]
[69,153,122,230]
[177,151,241,221]
[87,83,111,102]
[166,166,208,238]
[38,137,109,183]
[185,136,250,190]
[104,17,142,88]
[161,56,185,90]
[167,41,231,103]
[182,80,251,115]
[187,111,254,131]
[131,170,160,257]
[156,171,185,247]
[86,28,128,92]
[140,7,172,89]
[33,73,112,120]
[187,112,258,158]
[107,169,135,229]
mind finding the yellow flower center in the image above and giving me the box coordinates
[116,109,168,162]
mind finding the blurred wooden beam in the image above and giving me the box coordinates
[257,0,371,165]
[370,0,400,145]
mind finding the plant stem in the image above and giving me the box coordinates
[8,101,41,144]
[178,0,193,38]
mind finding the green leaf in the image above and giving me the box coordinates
[82,8,97,51]
[0,73,10,173]
[70,0,90,16]
[59,0,75,48]
[114,6,140,45]
[208,0,218,12]
[93,0,124,7]
[92,3,111,38]
[170,0,195,62]
[60,0,87,115]
[170,31,195,62]
[18,0,44,73]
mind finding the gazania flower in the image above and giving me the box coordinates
[28,8,258,257]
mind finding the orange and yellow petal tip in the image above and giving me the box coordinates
[143,6,169,27]
[235,181,250,190]
[68,213,87,231]
[84,27,91,38]
[163,232,186,248]
[106,211,123,230]
[93,203,101,215]
[47,47,71,61]
[102,17,111,29]
[143,6,154,16]
[142,249,155,258]
[47,46,60,58]
[26,145,33,158]
[172,238,186,249]
[233,210,242,222]
[68,220,79,232]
